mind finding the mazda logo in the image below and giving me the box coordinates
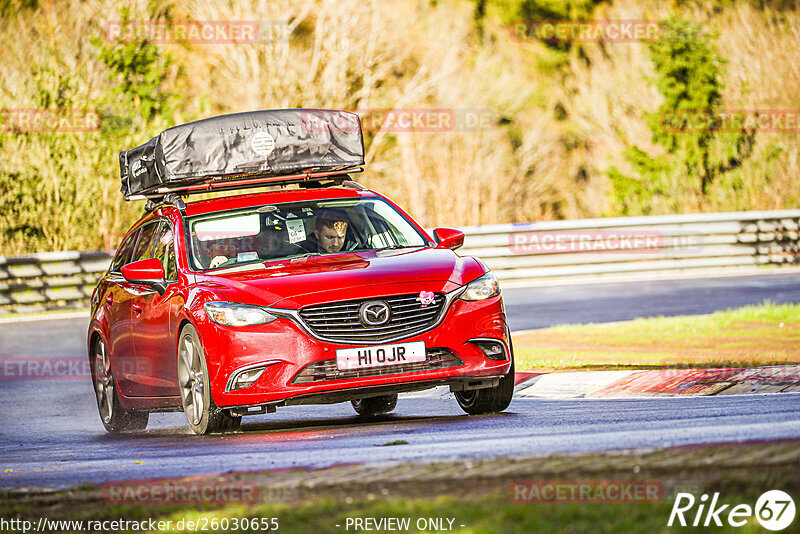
[359,300,391,326]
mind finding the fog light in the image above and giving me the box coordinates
[233,368,265,390]
[471,339,507,361]
[227,361,280,391]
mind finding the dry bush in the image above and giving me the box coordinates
[176,0,551,227]
[711,1,800,210]
[554,0,800,215]
[0,0,182,252]
[1,0,799,255]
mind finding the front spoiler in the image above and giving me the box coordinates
[227,375,504,416]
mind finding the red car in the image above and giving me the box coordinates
[88,111,513,434]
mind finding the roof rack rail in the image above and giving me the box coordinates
[144,193,187,214]
[139,169,365,214]
[341,180,368,191]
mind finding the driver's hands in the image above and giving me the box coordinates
[210,255,228,268]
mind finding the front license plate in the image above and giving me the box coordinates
[336,341,426,371]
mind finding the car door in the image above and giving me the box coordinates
[104,228,140,397]
[131,219,182,397]
[116,220,161,397]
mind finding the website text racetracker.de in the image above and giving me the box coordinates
[508,230,704,255]
[1,108,100,132]
[301,108,498,133]
[0,356,156,381]
[1,517,279,533]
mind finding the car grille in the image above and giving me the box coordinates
[292,348,462,384]
[297,293,447,343]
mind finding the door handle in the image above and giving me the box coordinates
[132,302,143,315]
[105,294,114,306]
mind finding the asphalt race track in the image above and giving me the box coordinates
[503,272,800,330]
[2,273,800,489]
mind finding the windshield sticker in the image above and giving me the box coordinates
[237,252,259,262]
[286,219,306,244]
[194,214,260,241]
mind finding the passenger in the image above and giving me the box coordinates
[209,226,283,268]
[257,224,287,260]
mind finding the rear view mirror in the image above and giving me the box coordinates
[121,258,167,295]
[433,228,464,250]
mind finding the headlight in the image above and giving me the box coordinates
[204,302,278,326]
[460,272,501,301]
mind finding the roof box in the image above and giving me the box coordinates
[119,109,365,200]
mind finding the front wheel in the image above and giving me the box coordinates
[177,324,241,435]
[351,394,398,417]
[92,338,149,433]
[455,360,515,415]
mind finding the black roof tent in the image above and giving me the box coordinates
[119,109,365,201]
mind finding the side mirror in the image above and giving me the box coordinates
[433,228,464,250]
[121,258,167,295]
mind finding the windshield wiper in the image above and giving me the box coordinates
[283,252,322,260]
[376,245,420,251]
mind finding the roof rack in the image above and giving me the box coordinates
[120,109,366,203]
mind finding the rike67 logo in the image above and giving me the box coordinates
[669,490,795,531]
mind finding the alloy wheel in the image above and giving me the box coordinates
[178,333,205,426]
[94,340,114,424]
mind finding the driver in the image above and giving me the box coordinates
[311,210,349,253]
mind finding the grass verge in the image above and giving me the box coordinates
[512,301,800,371]
[2,440,798,533]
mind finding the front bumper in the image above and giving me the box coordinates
[196,291,512,409]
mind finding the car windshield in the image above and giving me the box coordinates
[186,197,429,271]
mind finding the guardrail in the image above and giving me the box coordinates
[459,209,800,285]
[1,210,799,314]
[0,251,113,315]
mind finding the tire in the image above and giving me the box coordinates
[351,394,398,417]
[92,338,149,433]
[455,359,515,415]
[177,324,241,435]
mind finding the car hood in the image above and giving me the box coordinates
[191,247,486,308]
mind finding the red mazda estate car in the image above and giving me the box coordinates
[88,110,514,434]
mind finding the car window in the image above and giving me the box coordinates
[131,221,159,263]
[152,220,177,281]
[111,228,140,272]
[361,201,419,249]
[186,197,428,271]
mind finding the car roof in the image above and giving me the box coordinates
[181,186,377,217]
